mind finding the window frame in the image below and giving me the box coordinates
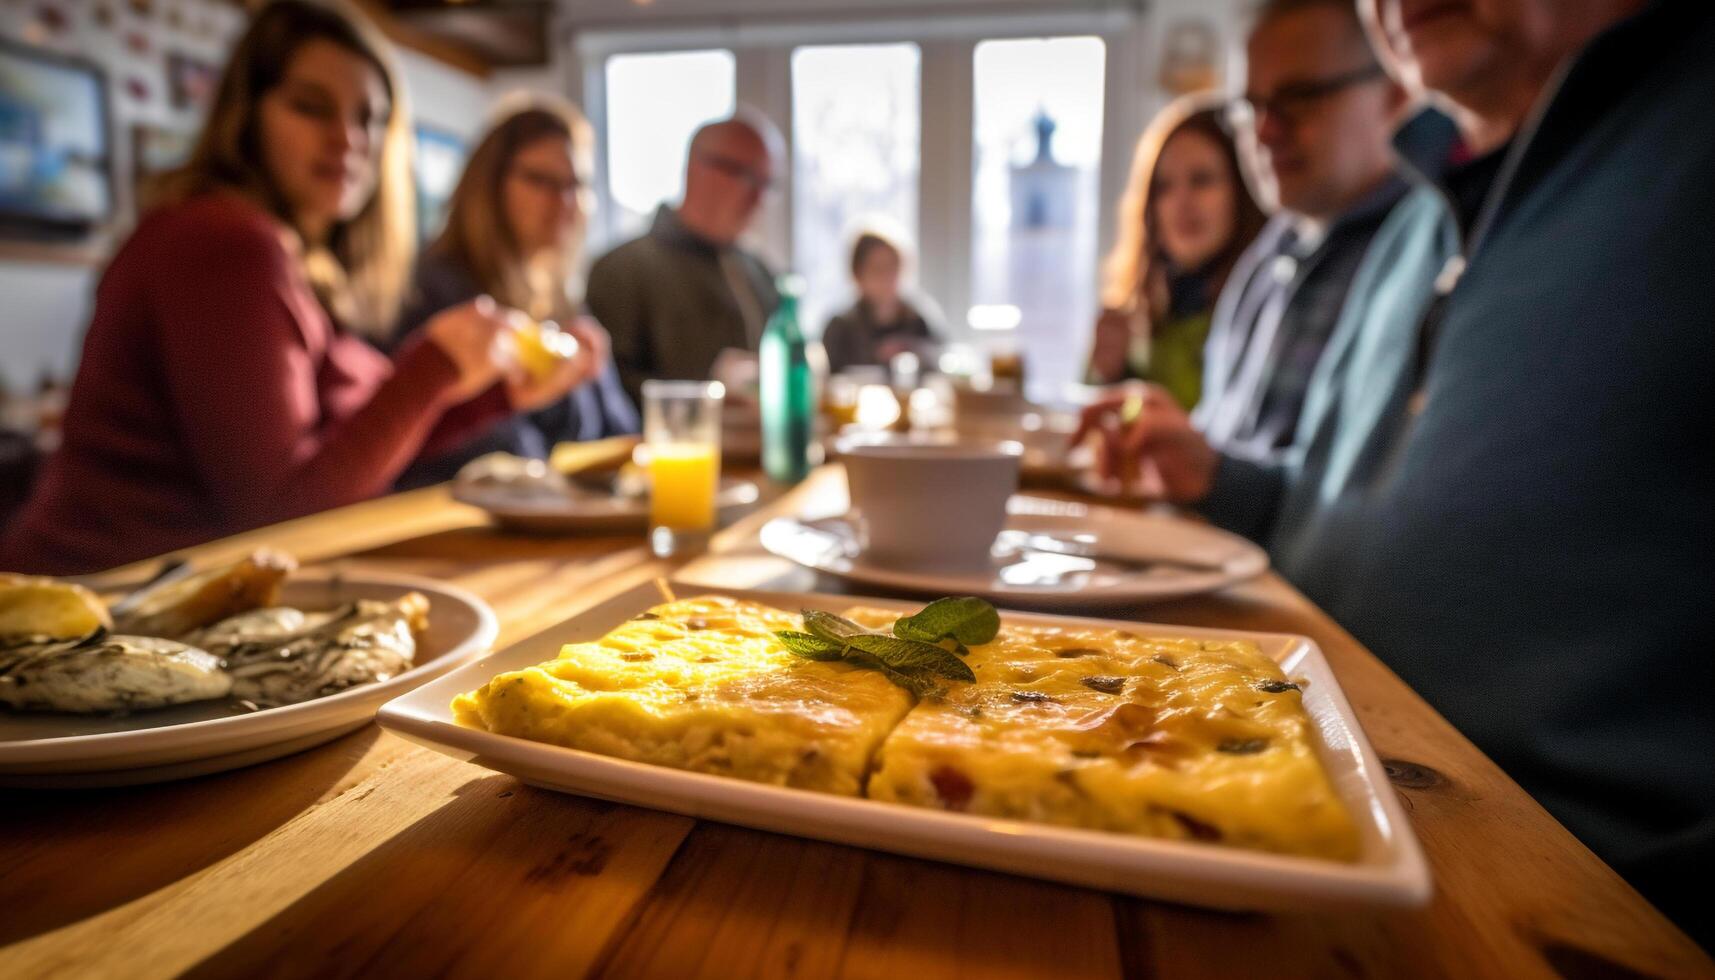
[595,47,739,247]
[574,8,1194,351]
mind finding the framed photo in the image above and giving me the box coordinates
[166,52,218,113]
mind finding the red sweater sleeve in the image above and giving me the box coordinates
[420,381,511,460]
[144,204,497,526]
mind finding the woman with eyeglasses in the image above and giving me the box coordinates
[1087,96,1266,407]
[0,0,585,575]
[388,99,634,488]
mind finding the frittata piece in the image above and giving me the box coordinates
[452,596,914,796]
[852,608,1361,861]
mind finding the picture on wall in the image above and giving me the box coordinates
[166,51,218,113]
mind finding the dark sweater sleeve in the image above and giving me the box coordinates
[391,252,478,349]
[586,249,652,407]
[1194,452,1288,544]
[146,213,486,525]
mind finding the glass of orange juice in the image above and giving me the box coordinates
[641,380,724,557]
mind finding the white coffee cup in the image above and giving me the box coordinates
[836,434,1022,569]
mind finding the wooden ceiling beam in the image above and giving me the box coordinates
[352,0,494,77]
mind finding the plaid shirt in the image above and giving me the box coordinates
[1194,178,1407,461]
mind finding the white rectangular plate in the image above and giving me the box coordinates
[377,582,1431,912]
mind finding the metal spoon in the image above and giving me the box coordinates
[993,530,1226,574]
[108,557,195,620]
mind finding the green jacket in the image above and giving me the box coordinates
[1087,308,1214,410]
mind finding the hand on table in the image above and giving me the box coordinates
[1069,383,1218,504]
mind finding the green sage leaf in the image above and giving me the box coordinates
[892,597,1000,651]
[801,609,873,645]
[843,648,947,699]
[841,633,976,683]
[774,630,845,661]
[791,603,980,697]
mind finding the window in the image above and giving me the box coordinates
[603,50,737,243]
[970,37,1107,390]
[790,43,920,337]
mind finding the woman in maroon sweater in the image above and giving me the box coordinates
[0,0,598,574]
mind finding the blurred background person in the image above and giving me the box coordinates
[0,0,581,575]
[1194,0,1409,461]
[1078,0,1712,942]
[389,98,631,488]
[820,230,942,374]
[1087,97,1266,408]
[587,112,783,405]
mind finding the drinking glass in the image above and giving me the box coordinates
[642,380,724,558]
[988,343,1026,388]
[823,373,862,430]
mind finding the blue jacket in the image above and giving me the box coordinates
[1202,109,1463,603]
[1195,175,1407,462]
[1202,1,1714,940]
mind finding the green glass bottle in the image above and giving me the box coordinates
[760,276,814,484]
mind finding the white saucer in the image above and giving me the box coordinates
[758,498,1268,607]
[454,476,760,534]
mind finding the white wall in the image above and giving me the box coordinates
[0,265,98,389]
[399,49,500,141]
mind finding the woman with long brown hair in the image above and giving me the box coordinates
[1088,95,1266,407]
[389,97,634,487]
[0,0,588,574]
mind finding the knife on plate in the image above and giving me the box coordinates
[995,530,1227,574]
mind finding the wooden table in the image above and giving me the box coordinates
[2,468,1708,979]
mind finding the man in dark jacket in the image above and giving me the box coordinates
[1081,0,1713,945]
[586,114,782,406]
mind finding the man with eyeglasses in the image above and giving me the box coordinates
[1194,0,1410,461]
[588,112,783,405]
[1080,0,1714,945]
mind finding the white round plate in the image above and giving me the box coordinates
[758,500,1267,607]
[454,476,759,534]
[0,572,498,787]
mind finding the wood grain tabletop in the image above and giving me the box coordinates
[2,468,1708,979]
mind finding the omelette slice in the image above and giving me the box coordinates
[452,596,913,796]
[850,608,1361,861]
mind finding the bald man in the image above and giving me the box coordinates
[586,114,783,405]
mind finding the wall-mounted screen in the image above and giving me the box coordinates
[0,41,114,238]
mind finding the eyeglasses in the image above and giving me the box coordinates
[695,152,775,193]
[1229,64,1387,128]
[510,167,581,200]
